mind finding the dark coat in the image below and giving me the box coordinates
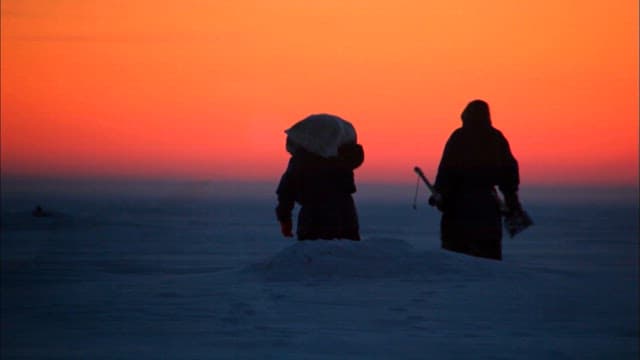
[434,100,519,260]
[276,143,364,241]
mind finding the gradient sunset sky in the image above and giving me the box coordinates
[1,0,638,186]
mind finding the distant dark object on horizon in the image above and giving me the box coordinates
[32,205,51,218]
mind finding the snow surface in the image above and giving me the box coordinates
[1,190,638,359]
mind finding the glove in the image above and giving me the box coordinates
[279,219,293,237]
[428,193,444,211]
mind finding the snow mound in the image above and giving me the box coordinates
[249,237,503,281]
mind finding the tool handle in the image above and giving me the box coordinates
[413,166,435,193]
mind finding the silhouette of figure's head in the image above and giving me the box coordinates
[461,99,491,128]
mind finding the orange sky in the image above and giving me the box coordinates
[1,0,638,186]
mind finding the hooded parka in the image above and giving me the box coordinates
[276,142,364,240]
[434,100,520,260]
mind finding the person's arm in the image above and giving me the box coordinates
[432,132,459,209]
[496,132,522,213]
[275,158,298,237]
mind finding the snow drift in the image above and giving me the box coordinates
[249,237,506,281]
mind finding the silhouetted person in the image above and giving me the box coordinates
[276,137,364,241]
[430,100,522,260]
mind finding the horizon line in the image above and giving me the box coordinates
[2,173,638,189]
